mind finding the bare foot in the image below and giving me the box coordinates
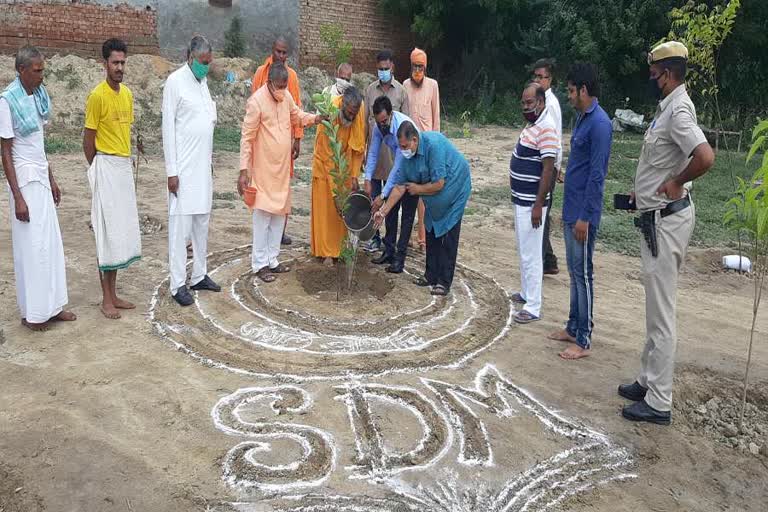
[113,298,135,310]
[51,310,77,322]
[21,318,50,331]
[559,345,591,360]
[100,304,121,319]
[548,329,576,343]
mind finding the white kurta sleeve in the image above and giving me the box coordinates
[162,77,180,178]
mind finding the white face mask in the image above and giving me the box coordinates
[401,148,415,159]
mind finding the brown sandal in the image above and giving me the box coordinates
[269,263,291,274]
[256,267,277,283]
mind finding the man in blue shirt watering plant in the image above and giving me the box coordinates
[373,121,471,296]
[547,63,612,361]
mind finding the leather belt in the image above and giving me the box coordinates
[660,196,690,218]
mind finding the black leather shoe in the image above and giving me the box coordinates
[173,286,194,307]
[281,234,293,246]
[191,275,221,292]
[385,264,404,274]
[622,400,671,425]
[371,253,393,265]
[543,267,560,275]
[618,381,648,401]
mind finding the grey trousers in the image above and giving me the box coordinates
[636,202,695,412]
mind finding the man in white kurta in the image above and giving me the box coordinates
[162,36,220,306]
[1,46,75,330]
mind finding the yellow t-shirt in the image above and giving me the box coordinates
[84,81,134,157]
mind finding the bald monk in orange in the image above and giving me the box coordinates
[238,63,324,283]
[310,87,366,260]
[251,36,302,246]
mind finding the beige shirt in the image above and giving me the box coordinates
[634,85,707,211]
[403,76,440,132]
[364,79,409,180]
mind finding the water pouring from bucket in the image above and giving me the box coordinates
[343,192,376,242]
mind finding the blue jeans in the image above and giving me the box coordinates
[564,222,597,349]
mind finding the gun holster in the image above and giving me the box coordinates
[634,211,658,258]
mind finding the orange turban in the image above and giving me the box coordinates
[411,48,427,66]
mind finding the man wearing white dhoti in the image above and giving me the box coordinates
[83,38,141,320]
[1,46,76,331]
[162,36,221,306]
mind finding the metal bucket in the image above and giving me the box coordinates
[343,192,376,242]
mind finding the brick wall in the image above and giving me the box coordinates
[0,1,159,58]
[298,0,413,80]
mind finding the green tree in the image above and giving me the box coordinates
[662,0,741,127]
[319,23,353,66]
[224,16,246,58]
[724,120,768,433]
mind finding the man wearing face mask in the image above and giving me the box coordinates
[251,36,303,246]
[162,35,220,306]
[366,96,418,273]
[363,49,410,254]
[403,48,441,253]
[310,87,366,260]
[618,42,714,425]
[509,83,559,324]
[238,63,324,284]
[373,121,470,296]
[323,63,354,99]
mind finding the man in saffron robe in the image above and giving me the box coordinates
[251,36,302,246]
[238,63,323,283]
[310,87,366,259]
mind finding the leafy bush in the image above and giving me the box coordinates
[319,23,353,66]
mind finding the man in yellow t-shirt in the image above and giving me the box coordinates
[83,38,142,320]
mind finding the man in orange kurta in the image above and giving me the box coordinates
[238,63,320,283]
[251,37,303,246]
[310,88,366,259]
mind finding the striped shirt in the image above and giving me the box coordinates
[509,107,560,206]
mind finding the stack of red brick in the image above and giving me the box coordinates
[298,0,413,78]
[0,1,159,58]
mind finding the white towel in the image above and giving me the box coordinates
[88,154,142,271]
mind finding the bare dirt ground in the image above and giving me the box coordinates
[1,119,768,511]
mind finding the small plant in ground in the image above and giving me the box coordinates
[723,119,768,433]
[460,110,473,138]
[224,16,246,58]
[319,23,353,66]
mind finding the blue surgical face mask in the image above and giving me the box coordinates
[401,148,415,159]
[378,68,392,83]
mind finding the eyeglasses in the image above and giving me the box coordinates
[533,74,551,80]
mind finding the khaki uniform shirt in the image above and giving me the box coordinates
[364,79,410,180]
[634,85,707,211]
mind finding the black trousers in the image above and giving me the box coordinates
[542,169,559,270]
[425,218,462,289]
[383,191,419,264]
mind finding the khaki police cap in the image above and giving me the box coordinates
[647,41,689,64]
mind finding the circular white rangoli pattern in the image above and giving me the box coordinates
[149,244,513,380]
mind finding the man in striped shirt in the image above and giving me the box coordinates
[509,82,560,324]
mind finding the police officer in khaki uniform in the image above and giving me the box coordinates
[618,42,715,425]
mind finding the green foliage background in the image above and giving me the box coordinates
[380,0,767,131]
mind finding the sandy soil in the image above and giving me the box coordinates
[1,124,767,511]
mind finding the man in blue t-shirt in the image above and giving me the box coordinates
[548,63,612,361]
